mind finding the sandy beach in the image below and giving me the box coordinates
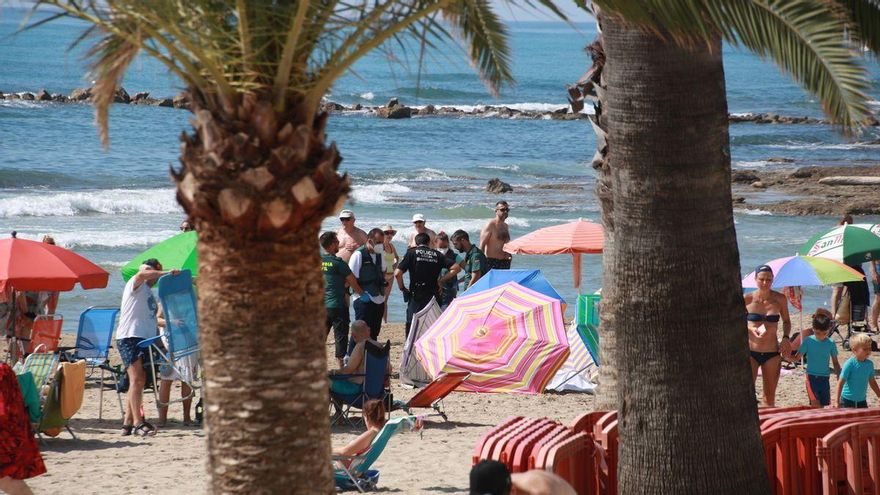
[23,317,871,494]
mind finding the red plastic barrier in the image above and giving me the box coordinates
[497,418,558,469]
[818,420,880,495]
[487,418,545,464]
[570,410,610,435]
[594,417,619,495]
[472,416,524,465]
[510,423,566,473]
[543,432,599,495]
[764,415,880,495]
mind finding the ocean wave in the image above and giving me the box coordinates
[479,164,521,172]
[350,183,412,204]
[734,160,771,168]
[737,208,773,216]
[765,142,874,150]
[11,229,179,249]
[360,92,375,101]
[0,188,180,218]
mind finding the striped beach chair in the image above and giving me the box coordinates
[20,351,60,393]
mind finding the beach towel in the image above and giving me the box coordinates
[400,297,440,387]
[15,371,40,423]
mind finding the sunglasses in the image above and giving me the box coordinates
[340,218,353,222]
[414,221,425,224]
[496,208,510,212]
[383,231,395,235]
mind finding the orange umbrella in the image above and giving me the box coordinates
[0,238,109,292]
[503,219,604,290]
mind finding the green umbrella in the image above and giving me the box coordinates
[121,231,198,281]
[798,224,880,266]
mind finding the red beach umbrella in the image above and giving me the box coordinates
[0,238,109,292]
[503,219,604,290]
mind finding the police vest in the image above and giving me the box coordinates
[355,246,383,297]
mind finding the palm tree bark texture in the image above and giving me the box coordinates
[599,14,769,494]
[176,91,347,494]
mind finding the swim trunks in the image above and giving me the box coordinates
[486,258,511,271]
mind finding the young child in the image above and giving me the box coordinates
[835,333,880,408]
[798,311,841,406]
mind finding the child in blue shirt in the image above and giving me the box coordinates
[835,333,880,408]
[797,312,840,406]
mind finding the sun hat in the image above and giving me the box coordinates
[412,213,426,223]
[339,209,354,219]
[381,224,397,234]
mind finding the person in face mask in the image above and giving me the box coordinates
[436,231,458,310]
[348,228,387,345]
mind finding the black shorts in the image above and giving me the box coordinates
[486,258,511,271]
[117,337,146,368]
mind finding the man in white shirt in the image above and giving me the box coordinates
[116,258,178,437]
[348,228,386,346]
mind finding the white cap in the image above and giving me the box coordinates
[339,209,354,219]
[412,213,426,223]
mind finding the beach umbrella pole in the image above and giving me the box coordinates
[573,253,582,294]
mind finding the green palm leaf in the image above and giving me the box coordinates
[594,0,875,129]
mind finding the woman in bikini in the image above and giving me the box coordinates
[744,265,791,407]
[332,399,386,466]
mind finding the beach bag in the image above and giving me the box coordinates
[835,289,851,325]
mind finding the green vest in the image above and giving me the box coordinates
[356,246,383,297]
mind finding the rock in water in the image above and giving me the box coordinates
[418,105,436,116]
[377,102,412,119]
[36,89,51,101]
[133,91,150,101]
[386,97,399,108]
[487,178,513,194]
[70,87,92,101]
[732,170,760,183]
[818,176,880,186]
[114,87,130,103]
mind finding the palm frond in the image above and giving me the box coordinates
[442,0,513,95]
[88,31,140,146]
[594,0,874,130]
[834,0,880,55]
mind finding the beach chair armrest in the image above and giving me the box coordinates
[332,454,365,464]
[137,336,162,349]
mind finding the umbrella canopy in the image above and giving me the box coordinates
[741,255,865,289]
[464,269,565,304]
[502,220,603,290]
[122,231,197,281]
[414,282,569,394]
[0,238,109,292]
[798,224,880,265]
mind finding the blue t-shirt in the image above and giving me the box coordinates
[798,335,838,377]
[841,357,875,402]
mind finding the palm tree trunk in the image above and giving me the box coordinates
[174,92,346,494]
[599,14,769,494]
[197,224,332,493]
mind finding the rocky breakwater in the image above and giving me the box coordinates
[0,86,186,108]
[731,162,880,215]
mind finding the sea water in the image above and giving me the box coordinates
[0,8,878,329]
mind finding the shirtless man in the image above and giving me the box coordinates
[407,213,437,248]
[336,209,368,263]
[480,200,512,271]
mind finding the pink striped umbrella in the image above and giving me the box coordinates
[414,282,569,394]
[502,219,604,289]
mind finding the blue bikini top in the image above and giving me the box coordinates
[747,313,780,323]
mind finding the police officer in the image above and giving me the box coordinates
[395,232,454,336]
[320,231,365,368]
[348,228,386,341]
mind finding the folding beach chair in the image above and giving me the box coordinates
[137,270,200,411]
[397,372,469,421]
[333,415,420,492]
[27,314,63,354]
[37,360,86,439]
[59,307,121,419]
[330,340,390,426]
[18,351,60,395]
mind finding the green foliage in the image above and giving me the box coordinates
[24,0,572,145]
[593,0,879,130]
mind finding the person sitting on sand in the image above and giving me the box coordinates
[469,459,576,495]
[332,399,386,466]
[329,321,391,395]
[744,265,791,407]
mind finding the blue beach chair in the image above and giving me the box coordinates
[60,306,121,419]
[330,340,390,426]
[138,270,200,411]
[333,415,420,492]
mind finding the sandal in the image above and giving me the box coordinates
[121,424,134,436]
[134,421,157,437]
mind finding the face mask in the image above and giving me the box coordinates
[438,247,449,254]
[373,244,384,254]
